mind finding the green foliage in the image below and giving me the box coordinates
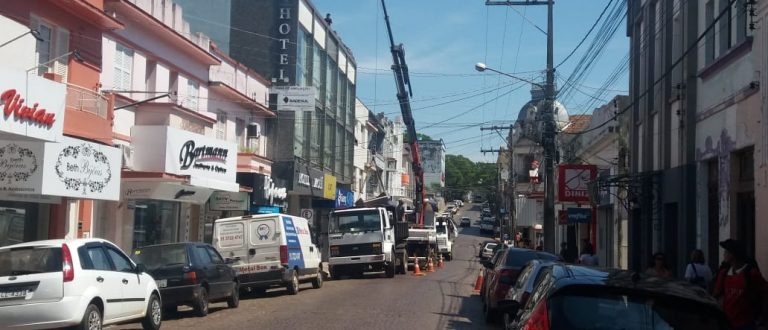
[403,133,434,143]
[445,154,498,198]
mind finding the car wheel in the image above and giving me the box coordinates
[311,268,324,288]
[227,282,240,308]
[398,251,408,274]
[484,304,498,324]
[77,303,102,330]
[193,287,209,317]
[141,294,162,330]
[287,272,299,295]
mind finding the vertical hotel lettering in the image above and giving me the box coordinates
[277,6,291,83]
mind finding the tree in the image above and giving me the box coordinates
[403,133,434,143]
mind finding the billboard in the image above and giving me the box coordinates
[557,164,597,202]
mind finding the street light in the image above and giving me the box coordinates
[0,29,43,49]
[26,49,84,74]
[474,62,545,89]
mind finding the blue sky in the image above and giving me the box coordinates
[314,0,628,162]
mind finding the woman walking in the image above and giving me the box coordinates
[645,252,672,278]
[684,249,713,289]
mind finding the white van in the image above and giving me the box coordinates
[212,214,323,295]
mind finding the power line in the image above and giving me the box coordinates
[555,0,614,68]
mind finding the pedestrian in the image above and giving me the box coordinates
[684,249,713,290]
[713,239,768,330]
[579,242,599,266]
[645,252,672,278]
[559,242,568,261]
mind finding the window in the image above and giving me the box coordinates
[194,246,213,265]
[216,111,227,140]
[114,43,134,91]
[131,244,187,270]
[327,57,338,116]
[31,15,69,80]
[705,1,715,65]
[206,247,223,264]
[236,118,246,149]
[324,117,334,168]
[336,124,344,173]
[294,110,306,158]
[146,60,157,92]
[311,110,321,163]
[106,247,134,272]
[296,29,311,86]
[87,246,112,271]
[187,80,200,111]
[0,247,62,276]
[312,42,325,104]
[718,0,731,55]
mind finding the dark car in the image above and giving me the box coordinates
[132,242,239,317]
[460,217,471,227]
[498,259,555,326]
[481,248,558,323]
[503,264,730,330]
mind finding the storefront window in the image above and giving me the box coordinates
[0,201,49,248]
[132,200,179,249]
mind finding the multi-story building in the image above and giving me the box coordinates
[564,96,630,269]
[628,0,758,274]
[175,0,358,231]
[0,1,123,247]
[353,99,378,201]
[97,0,274,251]
[379,114,405,198]
[754,0,768,272]
[419,139,446,192]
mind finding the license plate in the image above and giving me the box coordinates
[0,289,28,299]
[156,279,167,288]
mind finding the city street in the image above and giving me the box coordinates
[112,205,499,330]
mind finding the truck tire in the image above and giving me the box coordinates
[445,252,452,261]
[311,268,323,289]
[287,271,299,295]
[385,253,396,278]
[397,251,408,274]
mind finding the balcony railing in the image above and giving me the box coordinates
[66,84,108,119]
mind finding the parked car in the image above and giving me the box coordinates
[481,247,558,323]
[0,238,162,330]
[480,218,496,234]
[131,242,239,316]
[213,213,323,295]
[459,217,471,227]
[479,241,498,260]
[498,259,555,326]
[480,245,509,304]
[502,264,730,329]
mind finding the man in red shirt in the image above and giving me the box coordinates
[713,239,768,330]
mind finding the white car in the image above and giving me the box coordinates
[0,238,162,330]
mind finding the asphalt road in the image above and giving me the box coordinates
[112,203,500,330]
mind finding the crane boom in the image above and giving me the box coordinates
[381,0,425,225]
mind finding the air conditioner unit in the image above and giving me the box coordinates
[248,122,261,138]
[120,144,134,168]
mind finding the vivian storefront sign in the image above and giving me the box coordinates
[131,126,238,192]
[0,137,121,200]
[0,68,65,141]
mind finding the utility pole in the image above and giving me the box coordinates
[486,0,555,253]
[481,125,514,242]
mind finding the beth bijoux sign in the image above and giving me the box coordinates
[557,164,597,202]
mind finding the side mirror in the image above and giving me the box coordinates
[135,263,147,274]
[496,299,520,313]
[224,257,238,265]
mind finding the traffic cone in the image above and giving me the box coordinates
[427,256,435,273]
[412,255,425,276]
[438,254,444,269]
[473,271,484,293]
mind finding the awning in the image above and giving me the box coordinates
[121,181,213,205]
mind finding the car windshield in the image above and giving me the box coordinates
[549,291,727,330]
[330,211,382,233]
[436,223,447,234]
[0,246,62,276]
[132,244,188,270]
[484,243,498,250]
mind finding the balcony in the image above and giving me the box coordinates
[237,138,272,175]
[66,83,108,119]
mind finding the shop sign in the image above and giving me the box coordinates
[0,68,66,142]
[566,208,591,224]
[271,86,316,111]
[0,141,42,194]
[210,191,249,211]
[297,173,310,187]
[289,163,325,197]
[263,176,287,204]
[253,205,280,214]
[41,136,121,201]
[131,126,238,192]
[557,164,597,202]
[122,181,213,205]
[334,188,355,208]
[323,174,336,200]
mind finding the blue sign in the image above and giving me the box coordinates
[282,216,305,268]
[252,206,280,214]
[567,208,591,224]
[334,188,355,208]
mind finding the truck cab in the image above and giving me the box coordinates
[435,218,455,261]
[328,207,408,279]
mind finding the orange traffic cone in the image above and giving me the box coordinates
[473,271,484,293]
[427,256,435,272]
[438,254,444,269]
[412,256,425,276]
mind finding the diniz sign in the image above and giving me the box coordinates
[179,140,229,174]
[2,89,56,126]
[557,164,597,202]
[276,6,292,83]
